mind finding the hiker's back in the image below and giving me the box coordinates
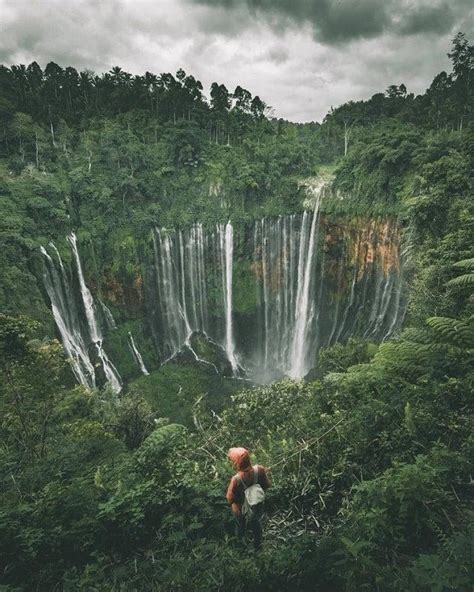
[228,463,270,506]
[236,465,268,515]
[226,449,271,550]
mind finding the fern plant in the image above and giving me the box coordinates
[424,258,474,348]
[425,316,474,349]
[446,258,474,287]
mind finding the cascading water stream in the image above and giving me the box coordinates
[42,235,122,393]
[100,300,117,329]
[96,341,122,393]
[152,222,240,374]
[223,222,238,374]
[67,233,122,392]
[40,245,96,388]
[43,201,408,388]
[288,194,322,379]
[128,332,149,376]
[68,232,101,343]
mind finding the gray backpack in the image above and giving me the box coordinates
[236,466,265,515]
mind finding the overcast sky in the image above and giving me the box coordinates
[0,0,472,122]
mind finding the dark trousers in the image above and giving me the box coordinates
[234,504,264,550]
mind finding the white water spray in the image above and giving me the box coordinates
[223,222,238,373]
[288,194,322,379]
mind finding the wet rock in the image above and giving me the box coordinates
[164,331,234,377]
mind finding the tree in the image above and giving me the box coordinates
[427,72,451,128]
[447,32,473,131]
[324,101,363,156]
[44,61,64,100]
[210,82,231,113]
[250,95,266,118]
[143,71,158,113]
[0,315,72,459]
[183,74,203,116]
[11,112,35,164]
[386,84,407,98]
[448,32,473,81]
[233,85,252,112]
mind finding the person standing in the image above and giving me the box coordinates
[226,447,271,550]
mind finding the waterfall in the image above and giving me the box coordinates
[333,265,356,344]
[155,226,196,355]
[149,209,406,382]
[152,222,240,373]
[382,227,413,341]
[43,210,407,388]
[100,300,117,330]
[42,236,122,393]
[67,232,122,392]
[128,332,149,376]
[96,341,122,392]
[68,232,100,343]
[251,209,406,379]
[288,195,322,378]
[40,245,95,388]
[260,221,270,366]
[223,222,238,373]
[254,211,319,379]
[153,226,203,358]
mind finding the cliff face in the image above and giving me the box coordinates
[101,271,144,309]
[245,213,407,381]
[40,211,409,388]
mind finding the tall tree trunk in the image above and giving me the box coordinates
[344,121,350,156]
[50,121,56,147]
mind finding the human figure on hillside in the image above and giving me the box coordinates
[226,447,271,550]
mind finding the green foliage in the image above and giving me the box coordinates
[0,314,39,359]
[315,338,377,377]
[128,364,239,427]
[1,217,473,588]
[446,258,474,288]
[233,258,258,314]
[93,394,156,450]
[0,33,473,592]
[447,273,474,286]
[426,316,474,348]
[135,423,188,471]
[408,519,474,591]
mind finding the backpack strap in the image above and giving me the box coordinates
[235,472,248,490]
[235,467,258,490]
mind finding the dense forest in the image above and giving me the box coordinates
[0,33,473,590]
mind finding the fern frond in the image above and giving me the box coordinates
[374,340,434,371]
[446,273,474,287]
[399,327,433,344]
[452,258,474,269]
[426,316,474,348]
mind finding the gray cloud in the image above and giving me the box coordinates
[0,0,472,123]
[190,0,470,44]
[397,3,455,36]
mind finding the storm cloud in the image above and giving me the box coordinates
[190,0,470,43]
[0,0,472,122]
